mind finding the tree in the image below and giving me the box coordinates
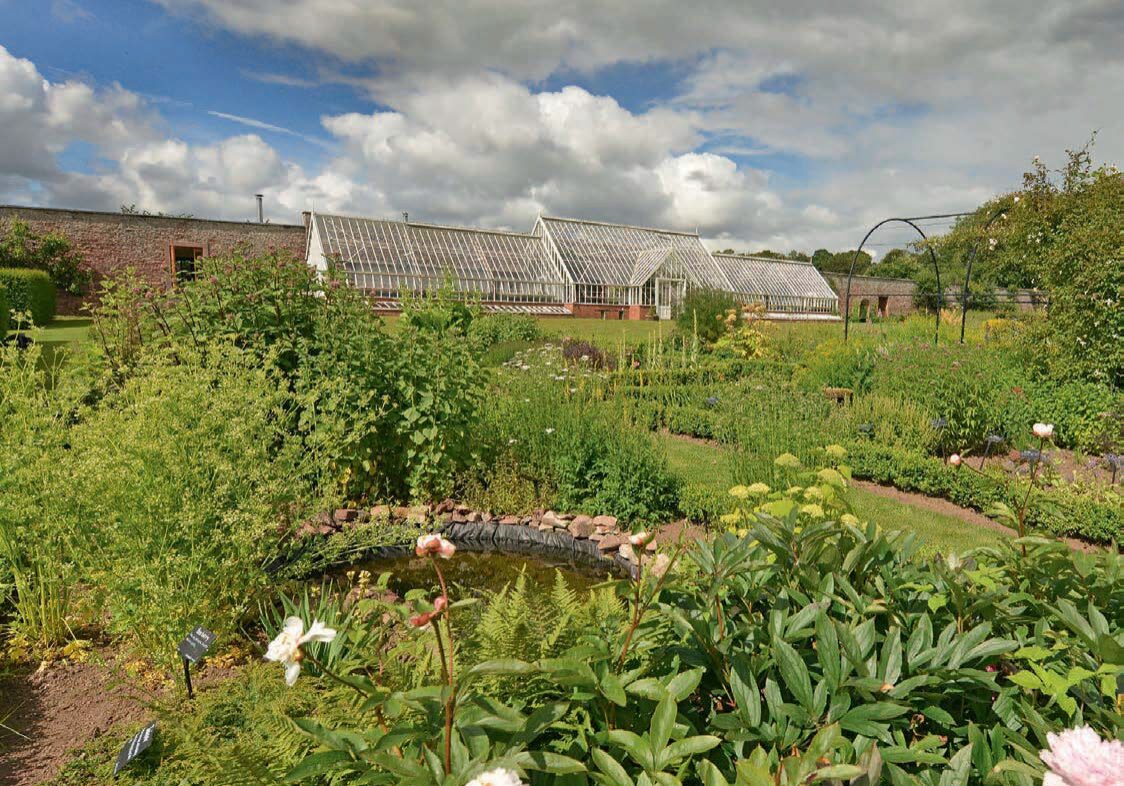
[0,219,91,294]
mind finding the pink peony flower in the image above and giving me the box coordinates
[1039,725,1124,786]
[416,534,456,559]
[949,454,962,467]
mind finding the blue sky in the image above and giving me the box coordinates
[1,0,1120,252]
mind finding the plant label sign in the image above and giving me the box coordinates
[177,625,215,664]
[114,721,156,776]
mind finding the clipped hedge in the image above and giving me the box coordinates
[0,285,8,335]
[848,442,1122,543]
[0,268,56,326]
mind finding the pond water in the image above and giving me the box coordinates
[351,546,619,599]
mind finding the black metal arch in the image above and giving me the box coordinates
[958,206,1009,343]
[843,214,960,345]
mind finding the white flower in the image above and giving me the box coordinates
[544,427,555,434]
[629,531,651,546]
[988,237,998,250]
[948,454,962,467]
[465,767,525,786]
[1032,423,1055,439]
[508,438,517,445]
[265,617,337,686]
[1013,195,1020,203]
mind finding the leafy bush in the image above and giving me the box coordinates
[675,287,739,344]
[0,285,8,336]
[473,374,679,525]
[59,345,314,665]
[0,218,91,294]
[796,339,877,394]
[468,313,543,349]
[91,254,485,502]
[0,268,56,326]
[562,337,615,370]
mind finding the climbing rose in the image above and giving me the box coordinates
[265,617,337,686]
[949,453,962,467]
[1039,725,1124,786]
[1033,423,1055,439]
[416,534,456,558]
[629,531,652,546]
[465,768,524,786]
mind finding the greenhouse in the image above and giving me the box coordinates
[306,211,840,319]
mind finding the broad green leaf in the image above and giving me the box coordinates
[592,748,634,786]
[772,635,815,712]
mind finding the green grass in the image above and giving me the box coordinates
[31,316,93,344]
[656,432,1007,555]
[536,317,678,347]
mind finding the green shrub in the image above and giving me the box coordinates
[795,338,877,394]
[675,286,739,343]
[0,285,8,336]
[0,268,56,326]
[468,313,543,349]
[59,345,315,665]
[474,376,679,525]
[91,255,485,502]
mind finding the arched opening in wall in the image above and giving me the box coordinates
[858,299,870,322]
[877,296,889,318]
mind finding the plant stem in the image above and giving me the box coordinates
[429,556,456,775]
[302,650,371,697]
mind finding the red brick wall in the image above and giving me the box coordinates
[821,272,918,318]
[566,303,655,320]
[0,206,307,314]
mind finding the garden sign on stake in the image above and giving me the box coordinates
[113,721,156,776]
[176,625,215,699]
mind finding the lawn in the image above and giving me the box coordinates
[656,431,1007,556]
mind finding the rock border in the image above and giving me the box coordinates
[294,500,655,577]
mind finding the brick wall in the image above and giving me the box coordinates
[0,205,307,314]
[821,272,918,318]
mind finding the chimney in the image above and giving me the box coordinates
[255,194,264,223]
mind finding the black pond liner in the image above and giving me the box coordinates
[279,519,637,580]
[362,521,635,579]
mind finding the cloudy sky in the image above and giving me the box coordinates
[1,1,1121,253]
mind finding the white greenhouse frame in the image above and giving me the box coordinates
[305,212,839,318]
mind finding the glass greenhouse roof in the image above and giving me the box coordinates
[539,216,730,289]
[313,213,563,286]
[712,253,838,310]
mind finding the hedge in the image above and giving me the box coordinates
[0,268,56,326]
[0,285,8,336]
[848,442,1122,544]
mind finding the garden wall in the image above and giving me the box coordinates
[821,272,918,318]
[0,205,308,314]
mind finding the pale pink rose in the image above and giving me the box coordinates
[416,534,456,559]
[629,531,651,546]
[948,454,962,467]
[1033,422,1055,439]
[1039,726,1124,786]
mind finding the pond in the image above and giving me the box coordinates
[350,545,620,599]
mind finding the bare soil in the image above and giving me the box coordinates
[0,651,148,786]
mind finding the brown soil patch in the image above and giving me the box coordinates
[0,651,148,786]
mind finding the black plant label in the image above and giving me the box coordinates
[177,625,216,664]
[114,721,155,775]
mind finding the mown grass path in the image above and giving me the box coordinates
[657,431,1010,556]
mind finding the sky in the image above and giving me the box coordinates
[1,0,1121,255]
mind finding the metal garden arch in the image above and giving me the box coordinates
[843,214,959,345]
[958,206,1009,343]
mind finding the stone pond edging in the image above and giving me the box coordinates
[294,500,656,577]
